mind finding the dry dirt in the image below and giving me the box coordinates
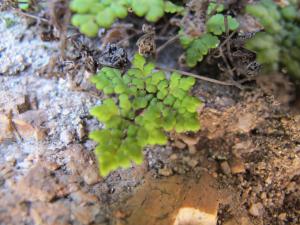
[0,10,299,225]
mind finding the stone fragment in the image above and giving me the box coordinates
[35,128,47,141]
[113,210,128,219]
[229,158,246,174]
[232,141,256,157]
[248,203,264,217]
[82,166,101,185]
[70,190,99,204]
[65,145,101,185]
[0,114,14,143]
[76,122,86,140]
[224,217,254,225]
[177,133,200,146]
[220,161,231,175]
[187,159,198,168]
[0,110,47,141]
[169,154,178,161]
[188,145,197,155]
[174,207,217,225]
[16,95,31,113]
[60,130,74,145]
[236,113,257,133]
[158,167,173,177]
[278,213,287,221]
[122,173,221,225]
[173,174,220,225]
[0,163,14,179]
[0,191,30,225]
[5,155,16,165]
[44,161,61,171]
[31,201,71,225]
[173,140,186,149]
[16,163,64,202]
[71,204,101,225]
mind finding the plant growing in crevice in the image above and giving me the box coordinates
[179,2,239,67]
[70,0,184,37]
[245,0,300,79]
[89,54,202,176]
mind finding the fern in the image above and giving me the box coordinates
[180,2,239,67]
[206,14,239,35]
[246,0,300,79]
[185,34,220,67]
[18,0,30,10]
[89,54,202,176]
[70,0,184,37]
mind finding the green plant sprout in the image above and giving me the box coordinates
[245,0,300,79]
[180,2,239,67]
[3,17,16,28]
[18,0,30,10]
[70,0,184,37]
[89,53,202,176]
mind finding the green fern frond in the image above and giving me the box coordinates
[180,2,239,67]
[90,54,202,176]
[185,34,220,67]
[70,0,183,37]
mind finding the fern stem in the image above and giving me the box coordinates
[156,66,239,87]
[156,35,179,55]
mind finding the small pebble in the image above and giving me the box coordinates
[60,130,74,145]
[16,55,24,63]
[188,145,197,154]
[169,154,178,161]
[278,213,287,221]
[187,159,198,168]
[212,172,218,178]
[220,161,231,175]
[249,202,264,217]
[5,156,16,165]
[77,123,86,140]
[158,167,173,177]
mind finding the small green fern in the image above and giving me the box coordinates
[180,2,239,67]
[70,0,184,37]
[245,0,300,79]
[89,54,202,176]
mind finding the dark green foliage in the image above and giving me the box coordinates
[70,0,183,37]
[246,0,300,79]
[180,2,239,67]
[89,54,202,176]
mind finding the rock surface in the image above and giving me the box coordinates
[117,173,229,225]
